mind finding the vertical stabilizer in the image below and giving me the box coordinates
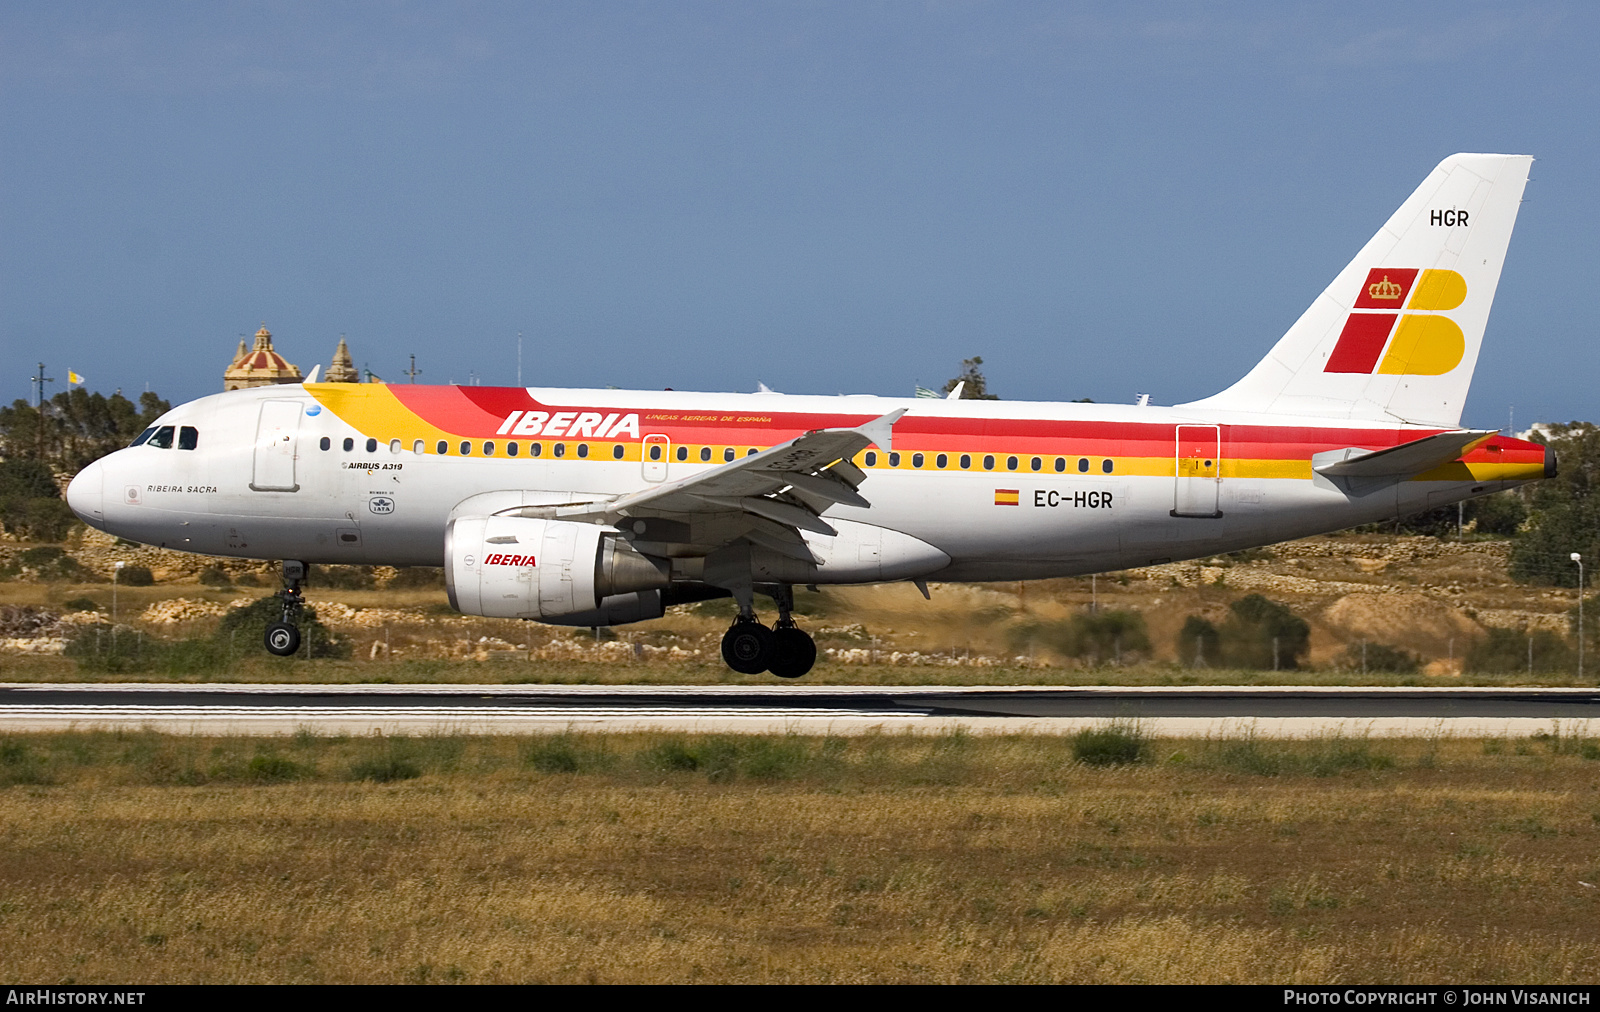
[1183,154,1531,426]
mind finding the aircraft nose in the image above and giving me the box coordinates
[66,459,106,529]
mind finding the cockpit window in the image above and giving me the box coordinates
[146,426,175,449]
[178,426,199,450]
[129,427,156,447]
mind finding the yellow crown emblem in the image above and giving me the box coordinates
[1368,274,1404,300]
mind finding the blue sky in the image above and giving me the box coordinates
[2,2,1595,428]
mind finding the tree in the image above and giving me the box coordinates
[1220,594,1311,670]
[1510,423,1600,587]
[0,388,168,471]
[941,357,1000,400]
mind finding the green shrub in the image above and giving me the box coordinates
[246,754,305,782]
[0,739,51,786]
[1466,627,1574,674]
[214,596,349,659]
[14,545,95,581]
[1204,735,1396,777]
[0,460,60,499]
[1219,595,1310,670]
[1071,724,1147,766]
[63,625,232,676]
[347,758,422,783]
[1342,642,1420,673]
[118,565,154,586]
[0,498,78,541]
[525,737,582,773]
[1178,615,1222,667]
[641,738,701,772]
[387,567,445,590]
[198,567,231,587]
[315,565,375,590]
[64,596,101,612]
[1014,609,1150,663]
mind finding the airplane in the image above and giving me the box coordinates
[65,153,1551,678]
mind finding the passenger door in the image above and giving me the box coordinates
[642,434,670,482]
[251,400,303,492]
[1172,425,1222,518]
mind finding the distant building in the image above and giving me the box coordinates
[326,336,359,383]
[223,326,304,390]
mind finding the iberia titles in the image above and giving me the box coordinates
[495,411,640,439]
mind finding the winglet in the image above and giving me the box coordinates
[945,382,965,401]
[853,408,907,451]
[304,364,321,384]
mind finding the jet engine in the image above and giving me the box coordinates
[446,515,670,623]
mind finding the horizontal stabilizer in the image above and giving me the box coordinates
[1313,429,1496,479]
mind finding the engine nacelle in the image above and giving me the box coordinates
[446,515,669,621]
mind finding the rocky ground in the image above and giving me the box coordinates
[0,527,1583,672]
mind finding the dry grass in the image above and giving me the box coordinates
[2,730,1599,983]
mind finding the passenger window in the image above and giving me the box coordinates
[959,454,971,469]
[343,437,355,452]
[1102,459,1114,474]
[366,438,378,453]
[1054,457,1065,472]
[699,447,711,462]
[1006,456,1017,471]
[460,441,472,455]
[391,438,403,454]
[147,426,175,449]
[129,427,156,447]
[319,436,331,451]
[983,455,994,471]
[613,444,624,459]
[506,442,519,457]
[676,445,687,461]
[530,442,542,457]
[747,448,757,456]
[936,453,947,468]
[723,447,735,462]
[1030,457,1042,472]
[483,441,495,456]
[912,453,924,468]
[577,444,589,458]
[413,439,424,454]
[1077,458,1089,473]
[436,440,448,455]
[554,443,566,458]
[889,452,901,467]
[650,445,662,461]
[864,452,877,466]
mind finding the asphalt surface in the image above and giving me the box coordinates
[4,684,1599,719]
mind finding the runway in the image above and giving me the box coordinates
[2,683,1598,737]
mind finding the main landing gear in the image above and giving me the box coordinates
[719,585,817,678]
[264,560,307,657]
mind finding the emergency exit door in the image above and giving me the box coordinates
[642,434,670,482]
[251,400,302,492]
[1172,425,1222,518]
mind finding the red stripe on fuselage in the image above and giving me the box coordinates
[371,386,1543,464]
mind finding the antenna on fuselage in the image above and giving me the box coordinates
[406,355,422,384]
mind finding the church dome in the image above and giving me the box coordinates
[224,325,304,390]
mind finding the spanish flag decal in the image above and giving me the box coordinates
[994,489,1019,506]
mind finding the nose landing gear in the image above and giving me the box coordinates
[717,584,818,678]
[264,560,307,657]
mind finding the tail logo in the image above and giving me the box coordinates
[1325,268,1467,375]
[1367,275,1405,301]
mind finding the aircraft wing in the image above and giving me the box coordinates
[535,409,906,560]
